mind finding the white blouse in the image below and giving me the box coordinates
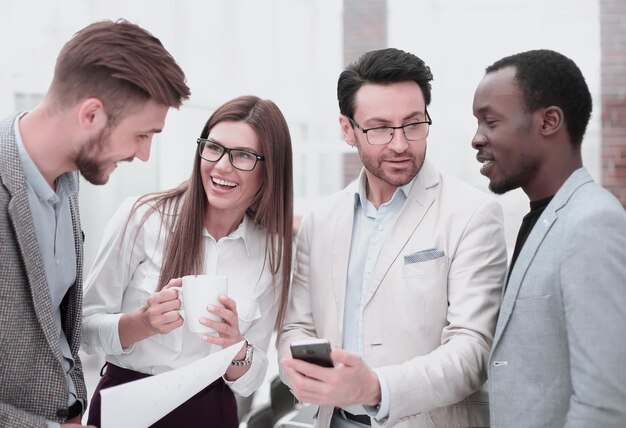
[82,196,281,396]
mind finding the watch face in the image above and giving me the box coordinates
[244,343,253,363]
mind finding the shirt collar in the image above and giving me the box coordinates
[14,113,77,204]
[202,213,252,255]
[353,168,415,209]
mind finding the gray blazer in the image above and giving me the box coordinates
[488,168,626,427]
[0,113,87,427]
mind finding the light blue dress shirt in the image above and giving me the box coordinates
[341,170,414,421]
[14,116,79,427]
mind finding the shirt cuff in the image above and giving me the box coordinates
[101,313,135,355]
[46,421,61,428]
[223,344,267,397]
[364,368,390,421]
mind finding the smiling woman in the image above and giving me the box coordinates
[81,95,293,428]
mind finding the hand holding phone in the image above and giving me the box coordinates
[290,338,334,368]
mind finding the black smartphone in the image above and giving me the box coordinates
[290,338,334,368]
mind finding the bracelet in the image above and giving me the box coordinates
[231,340,253,366]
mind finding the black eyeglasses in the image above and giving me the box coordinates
[348,109,432,145]
[197,138,265,171]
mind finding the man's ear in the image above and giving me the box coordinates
[77,98,107,133]
[339,115,356,147]
[539,106,564,137]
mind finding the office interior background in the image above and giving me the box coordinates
[2,0,624,424]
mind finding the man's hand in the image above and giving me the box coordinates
[61,414,95,427]
[281,348,381,407]
[61,424,95,427]
[61,422,96,428]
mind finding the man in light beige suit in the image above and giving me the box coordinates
[279,48,508,427]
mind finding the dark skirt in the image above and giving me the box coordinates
[87,363,238,428]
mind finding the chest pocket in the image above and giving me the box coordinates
[402,255,448,279]
[237,301,261,335]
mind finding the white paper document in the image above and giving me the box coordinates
[100,341,244,428]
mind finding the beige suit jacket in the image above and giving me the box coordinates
[279,160,507,427]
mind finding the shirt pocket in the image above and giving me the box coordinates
[137,275,183,352]
[237,300,262,335]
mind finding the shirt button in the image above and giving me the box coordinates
[56,258,60,264]
[377,224,384,231]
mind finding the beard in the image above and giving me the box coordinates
[75,128,113,185]
[357,145,425,188]
[488,158,540,195]
[489,176,520,195]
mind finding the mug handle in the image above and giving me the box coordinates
[168,286,185,320]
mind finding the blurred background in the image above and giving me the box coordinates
[2,0,624,425]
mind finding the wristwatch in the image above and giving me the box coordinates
[231,341,253,366]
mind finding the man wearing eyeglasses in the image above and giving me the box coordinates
[279,48,507,427]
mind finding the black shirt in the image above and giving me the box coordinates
[507,195,554,284]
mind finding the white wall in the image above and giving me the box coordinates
[388,0,601,251]
[1,0,345,270]
[0,1,602,421]
[1,0,601,283]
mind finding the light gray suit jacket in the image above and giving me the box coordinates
[0,113,87,427]
[280,160,508,427]
[489,168,626,427]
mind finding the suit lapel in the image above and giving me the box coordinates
[1,114,65,365]
[492,168,594,348]
[364,160,438,305]
[492,210,556,346]
[64,190,83,351]
[331,187,357,323]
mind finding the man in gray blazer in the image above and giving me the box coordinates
[0,20,189,427]
[472,49,626,427]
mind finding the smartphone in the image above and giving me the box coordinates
[290,338,334,368]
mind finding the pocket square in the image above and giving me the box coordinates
[404,248,445,264]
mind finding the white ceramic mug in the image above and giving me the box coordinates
[170,275,228,334]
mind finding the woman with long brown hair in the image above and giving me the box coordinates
[82,95,293,427]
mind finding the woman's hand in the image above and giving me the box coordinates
[141,277,184,335]
[200,295,245,351]
[201,295,252,381]
[119,277,183,349]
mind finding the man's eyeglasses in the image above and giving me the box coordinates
[348,109,432,145]
[197,138,265,171]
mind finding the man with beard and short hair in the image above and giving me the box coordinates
[0,19,189,428]
[278,48,507,428]
[472,49,626,427]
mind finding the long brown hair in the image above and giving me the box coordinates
[130,95,293,328]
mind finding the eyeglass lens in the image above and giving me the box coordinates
[199,140,258,171]
[367,122,430,145]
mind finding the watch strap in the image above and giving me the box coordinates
[231,341,253,366]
